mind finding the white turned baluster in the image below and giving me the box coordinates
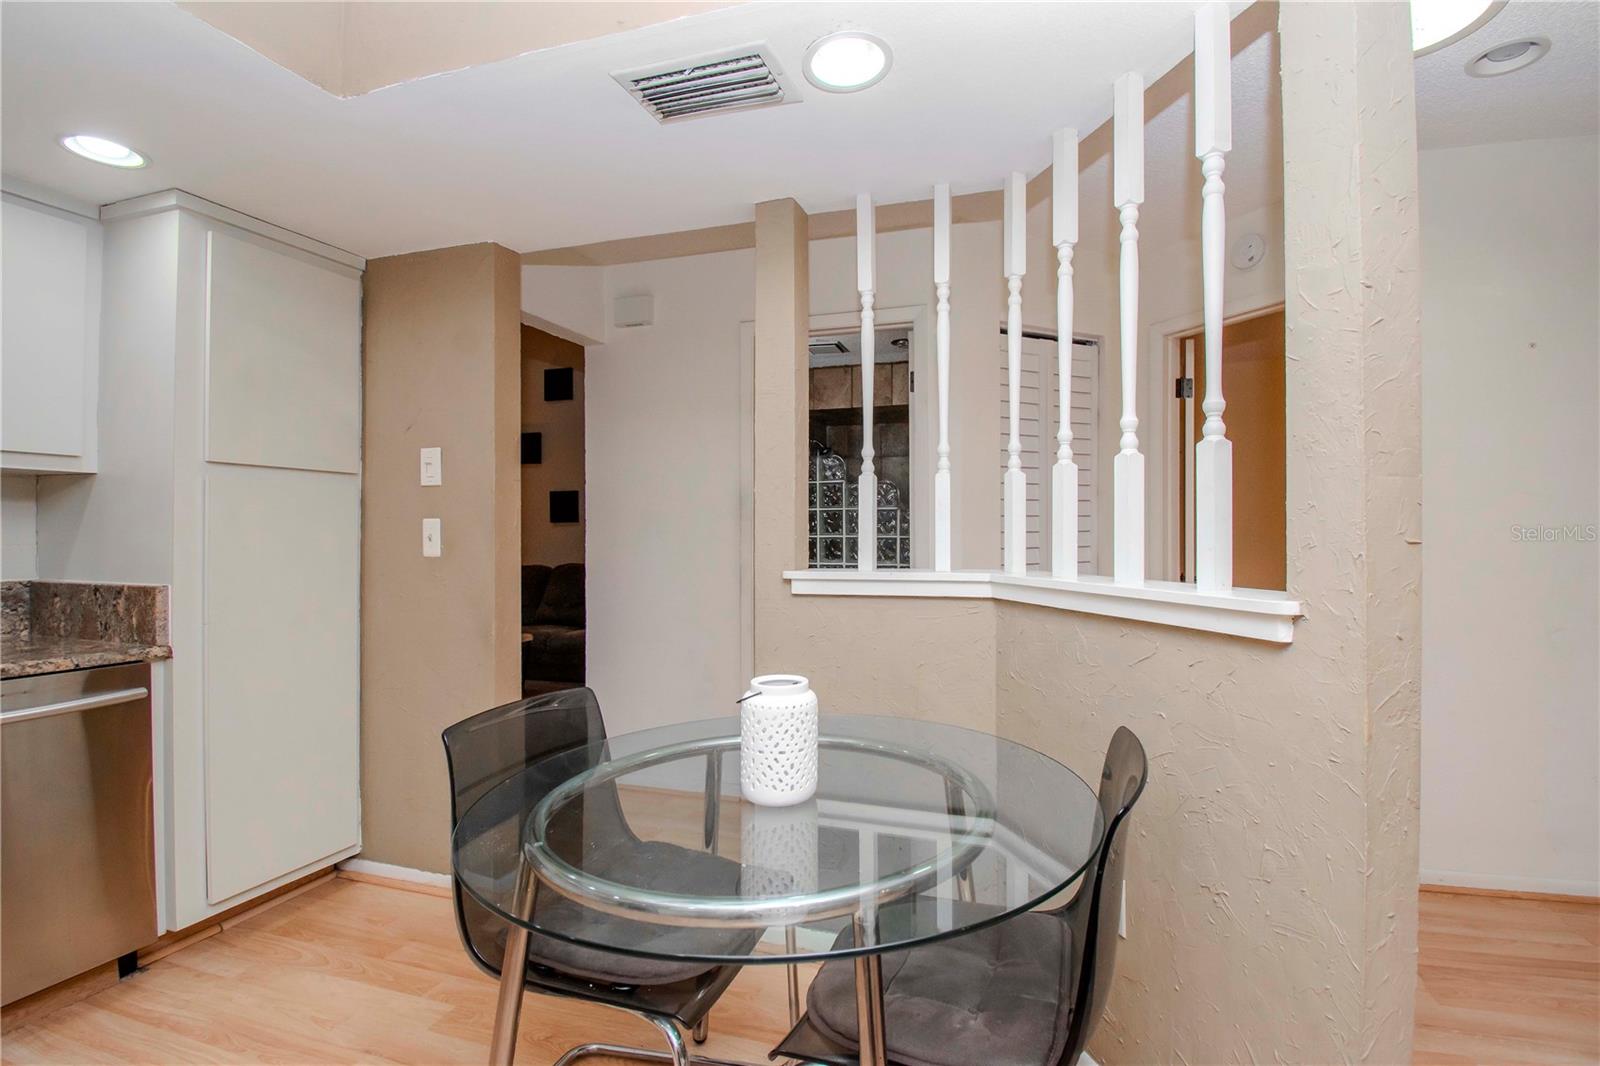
[1051,129,1080,580]
[1002,171,1027,575]
[1194,4,1234,590]
[933,183,953,572]
[1112,72,1145,586]
[856,193,877,572]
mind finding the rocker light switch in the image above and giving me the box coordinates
[420,447,442,486]
[422,518,441,557]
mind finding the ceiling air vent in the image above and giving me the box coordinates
[614,45,794,124]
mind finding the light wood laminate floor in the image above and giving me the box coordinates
[3,878,1595,1065]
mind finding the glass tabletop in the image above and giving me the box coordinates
[451,714,1104,964]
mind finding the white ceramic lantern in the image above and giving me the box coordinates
[738,674,819,807]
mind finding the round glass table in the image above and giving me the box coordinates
[453,715,1105,1066]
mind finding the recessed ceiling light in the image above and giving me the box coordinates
[60,134,147,169]
[1412,0,1505,56]
[1467,37,1551,77]
[804,32,892,93]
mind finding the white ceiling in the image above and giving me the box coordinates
[2,1,1223,260]
[1414,0,1599,149]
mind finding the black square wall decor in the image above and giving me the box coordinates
[521,432,542,465]
[544,367,575,402]
[549,490,580,524]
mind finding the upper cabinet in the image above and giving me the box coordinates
[1,192,102,474]
[204,228,361,474]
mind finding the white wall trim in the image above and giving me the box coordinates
[1422,868,1599,900]
[339,857,454,890]
[785,568,1302,643]
[100,189,365,271]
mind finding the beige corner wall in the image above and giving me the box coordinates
[752,5,1419,1063]
[754,200,999,732]
[1004,6,1419,1061]
[361,242,522,873]
[520,325,585,566]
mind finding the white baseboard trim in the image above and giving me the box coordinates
[1078,1053,1099,1066]
[1421,867,1598,899]
[338,857,453,890]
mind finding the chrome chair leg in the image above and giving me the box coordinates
[692,1016,709,1044]
[851,914,887,1066]
[489,865,539,1065]
[651,1016,691,1066]
[548,1008,754,1066]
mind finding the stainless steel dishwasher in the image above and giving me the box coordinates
[1,662,157,1005]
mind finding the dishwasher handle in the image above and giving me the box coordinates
[0,687,150,725]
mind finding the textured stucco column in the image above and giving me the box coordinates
[1283,2,1423,1059]
[752,198,809,668]
[990,5,1421,1064]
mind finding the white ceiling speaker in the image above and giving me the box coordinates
[1466,37,1551,77]
[613,294,654,328]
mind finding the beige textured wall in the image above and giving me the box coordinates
[754,200,999,731]
[520,325,585,566]
[1005,6,1418,1062]
[752,5,1419,1062]
[361,242,522,873]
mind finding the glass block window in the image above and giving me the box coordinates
[809,446,910,569]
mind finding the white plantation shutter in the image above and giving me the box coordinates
[999,334,1098,573]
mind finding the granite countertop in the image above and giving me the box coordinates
[1,580,172,679]
[1,636,171,679]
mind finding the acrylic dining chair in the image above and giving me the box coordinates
[772,725,1149,1066]
[443,687,760,1066]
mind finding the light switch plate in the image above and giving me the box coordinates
[420,447,442,486]
[422,517,441,557]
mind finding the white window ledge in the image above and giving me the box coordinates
[783,569,1303,644]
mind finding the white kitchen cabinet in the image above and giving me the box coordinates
[36,190,364,932]
[1,192,101,474]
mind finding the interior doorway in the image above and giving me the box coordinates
[520,324,586,698]
[1174,308,1286,590]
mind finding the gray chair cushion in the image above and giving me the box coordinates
[806,911,1075,1066]
[521,565,552,625]
[523,839,760,986]
[523,624,584,682]
[533,563,585,628]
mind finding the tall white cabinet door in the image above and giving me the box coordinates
[204,228,361,474]
[202,464,359,903]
